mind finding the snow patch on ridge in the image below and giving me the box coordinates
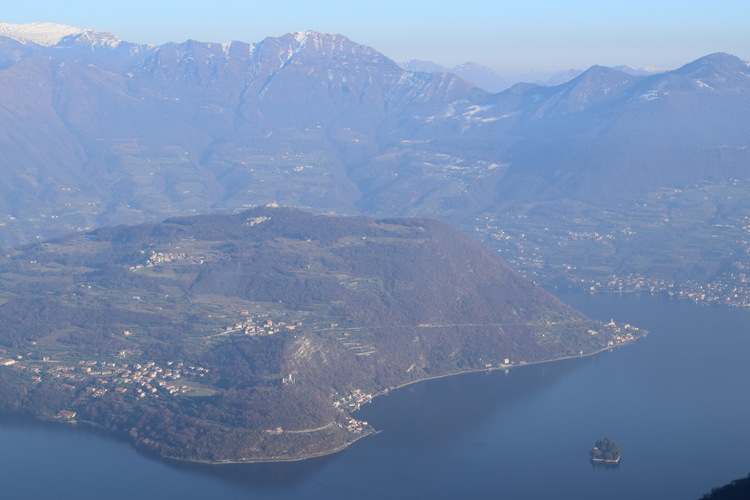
[0,22,82,45]
[0,21,121,47]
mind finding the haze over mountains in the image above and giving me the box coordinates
[0,22,653,462]
[399,59,657,92]
[0,20,746,469]
[0,22,748,302]
[399,59,512,92]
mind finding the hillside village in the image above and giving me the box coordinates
[1,347,212,412]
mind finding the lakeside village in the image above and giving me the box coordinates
[265,388,372,437]
[472,211,750,309]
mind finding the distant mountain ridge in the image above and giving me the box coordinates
[399,59,509,92]
[400,59,660,91]
[0,22,747,297]
[0,21,122,47]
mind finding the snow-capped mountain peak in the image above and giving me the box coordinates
[0,21,121,47]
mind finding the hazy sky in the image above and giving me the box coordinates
[4,0,749,74]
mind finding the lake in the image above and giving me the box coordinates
[1,292,748,499]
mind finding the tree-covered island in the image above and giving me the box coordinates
[590,437,622,463]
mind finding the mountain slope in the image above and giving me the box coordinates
[0,24,747,230]
[0,24,484,245]
[0,23,748,301]
[0,207,641,461]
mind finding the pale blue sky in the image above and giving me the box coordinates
[4,0,749,74]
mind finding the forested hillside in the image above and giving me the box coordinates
[0,208,642,461]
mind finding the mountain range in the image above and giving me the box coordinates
[399,59,511,92]
[399,59,658,92]
[0,22,748,297]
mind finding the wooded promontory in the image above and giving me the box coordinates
[0,208,644,462]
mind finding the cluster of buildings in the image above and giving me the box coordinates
[600,319,640,347]
[3,356,211,400]
[470,212,750,310]
[129,250,201,271]
[335,389,373,411]
[344,416,369,433]
[224,314,299,336]
[582,273,750,308]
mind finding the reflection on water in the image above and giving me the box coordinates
[163,452,337,490]
[591,461,621,471]
[355,356,591,445]
[163,353,592,491]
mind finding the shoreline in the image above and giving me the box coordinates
[169,332,646,465]
[371,332,646,402]
[591,457,621,464]
[1,332,646,466]
[163,428,376,465]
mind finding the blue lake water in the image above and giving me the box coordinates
[1,292,749,499]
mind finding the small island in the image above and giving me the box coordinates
[590,437,621,464]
